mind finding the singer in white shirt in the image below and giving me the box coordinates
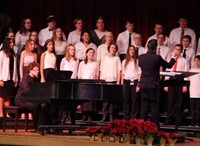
[145,23,169,48]
[38,15,66,46]
[116,20,136,60]
[169,17,196,51]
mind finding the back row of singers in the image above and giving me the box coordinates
[9,15,200,59]
[2,16,199,71]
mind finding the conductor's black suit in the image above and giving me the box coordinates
[138,39,175,126]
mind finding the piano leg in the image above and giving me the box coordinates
[70,103,76,125]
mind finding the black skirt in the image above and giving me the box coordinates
[0,80,17,97]
[44,68,56,81]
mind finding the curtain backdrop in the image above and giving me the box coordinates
[1,0,200,45]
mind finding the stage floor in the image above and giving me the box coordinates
[0,129,200,146]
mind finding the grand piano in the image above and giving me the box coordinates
[21,73,125,134]
[22,79,124,102]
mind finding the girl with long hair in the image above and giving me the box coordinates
[40,39,57,83]
[121,45,141,120]
[20,39,37,81]
[60,44,79,79]
[0,38,18,117]
[78,48,99,122]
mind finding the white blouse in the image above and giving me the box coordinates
[78,61,99,79]
[100,55,121,82]
[67,30,81,45]
[44,51,57,69]
[55,41,67,55]
[23,55,35,66]
[75,42,97,60]
[60,57,79,79]
[189,68,200,98]
[0,51,18,82]
[97,44,108,64]
[122,59,141,81]
[15,31,30,54]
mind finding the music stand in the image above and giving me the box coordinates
[47,71,73,81]
[160,71,198,131]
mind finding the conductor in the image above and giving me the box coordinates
[138,39,177,126]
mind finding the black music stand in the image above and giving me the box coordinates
[48,71,73,81]
[160,71,197,132]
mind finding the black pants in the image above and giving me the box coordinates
[56,55,64,70]
[140,87,159,126]
[16,101,49,130]
[123,79,139,120]
[101,81,118,119]
[190,98,200,124]
[44,68,55,81]
[166,86,184,123]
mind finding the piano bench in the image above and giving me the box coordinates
[3,106,30,133]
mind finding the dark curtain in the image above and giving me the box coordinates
[1,0,200,45]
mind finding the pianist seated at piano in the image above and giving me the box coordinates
[78,48,99,122]
[40,39,57,83]
[15,62,50,132]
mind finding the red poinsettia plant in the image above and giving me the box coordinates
[143,120,158,137]
[157,131,171,141]
[157,131,179,142]
[85,119,178,143]
[109,119,124,136]
[128,119,144,137]
[120,119,130,134]
[169,132,179,140]
[100,125,110,135]
[85,126,102,136]
[168,132,179,144]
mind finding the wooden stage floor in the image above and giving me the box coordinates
[0,129,200,146]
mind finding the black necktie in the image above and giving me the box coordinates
[49,29,53,31]
[135,47,139,58]
[128,33,131,46]
[183,49,186,58]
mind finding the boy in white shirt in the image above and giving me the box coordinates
[189,55,200,127]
